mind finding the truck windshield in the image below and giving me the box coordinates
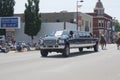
[49,31,69,37]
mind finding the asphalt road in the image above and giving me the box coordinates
[0,44,120,80]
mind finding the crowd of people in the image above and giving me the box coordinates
[0,40,40,53]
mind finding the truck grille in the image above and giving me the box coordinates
[44,40,57,46]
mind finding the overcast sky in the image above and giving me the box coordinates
[15,0,120,21]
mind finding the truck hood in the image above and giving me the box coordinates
[43,35,68,40]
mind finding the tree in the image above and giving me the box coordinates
[0,0,15,35]
[115,20,120,32]
[24,0,41,41]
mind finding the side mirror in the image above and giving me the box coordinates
[45,35,48,37]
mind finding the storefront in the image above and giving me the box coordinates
[0,17,21,42]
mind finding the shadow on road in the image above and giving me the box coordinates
[43,50,98,58]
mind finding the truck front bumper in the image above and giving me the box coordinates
[40,45,65,50]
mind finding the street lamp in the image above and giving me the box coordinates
[76,0,84,31]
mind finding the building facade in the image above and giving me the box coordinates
[41,12,93,32]
[87,0,112,42]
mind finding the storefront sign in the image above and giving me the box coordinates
[0,17,20,29]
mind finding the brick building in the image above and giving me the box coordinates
[87,0,112,42]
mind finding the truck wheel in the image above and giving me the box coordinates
[40,50,48,57]
[94,44,98,52]
[62,45,70,57]
[79,48,83,52]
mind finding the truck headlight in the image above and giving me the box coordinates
[59,40,64,44]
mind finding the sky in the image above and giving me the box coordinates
[15,0,120,21]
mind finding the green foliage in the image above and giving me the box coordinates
[115,20,120,32]
[24,0,41,40]
[0,29,6,35]
[0,0,15,35]
[0,0,15,17]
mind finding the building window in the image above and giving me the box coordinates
[98,10,104,16]
[101,20,104,27]
[85,21,89,31]
[98,20,101,27]
[98,20,104,27]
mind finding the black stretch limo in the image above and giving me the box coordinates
[40,30,99,57]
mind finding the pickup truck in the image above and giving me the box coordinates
[40,30,99,57]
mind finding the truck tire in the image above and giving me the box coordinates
[94,43,98,52]
[62,45,70,57]
[40,50,48,57]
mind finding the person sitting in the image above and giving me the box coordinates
[16,43,22,52]
[0,43,9,53]
[69,31,73,38]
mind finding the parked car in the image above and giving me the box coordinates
[40,30,99,57]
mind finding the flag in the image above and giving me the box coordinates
[78,16,82,26]
[77,5,82,8]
